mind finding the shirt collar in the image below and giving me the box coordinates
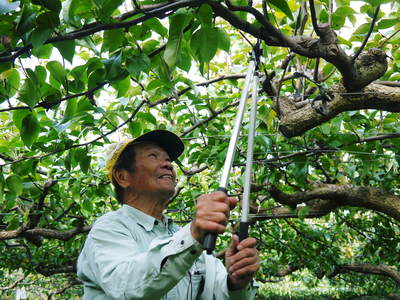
[122,204,173,231]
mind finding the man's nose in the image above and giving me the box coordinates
[161,159,173,170]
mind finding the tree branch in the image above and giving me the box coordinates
[0,0,204,63]
[0,100,145,167]
[330,263,400,285]
[27,179,58,229]
[47,278,81,300]
[181,100,240,136]
[0,225,91,241]
[308,0,322,37]
[149,74,245,107]
[278,83,399,137]
[352,5,380,62]
[0,274,26,290]
[267,184,400,222]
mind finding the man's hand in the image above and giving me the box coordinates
[225,235,259,291]
[190,191,237,243]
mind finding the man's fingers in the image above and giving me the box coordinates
[228,253,259,274]
[228,197,238,209]
[237,237,257,250]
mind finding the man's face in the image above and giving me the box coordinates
[126,141,177,199]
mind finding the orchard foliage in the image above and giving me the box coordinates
[0,0,400,298]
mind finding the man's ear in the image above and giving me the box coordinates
[113,169,132,188]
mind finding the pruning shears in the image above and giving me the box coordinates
[203,46,261,254]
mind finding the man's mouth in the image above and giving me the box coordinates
[159,175,173,180]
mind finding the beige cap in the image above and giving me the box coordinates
[105,130,184,181]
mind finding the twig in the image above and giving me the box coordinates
[378,29,400,48]
[0,101,146,167]
[308,0,322,36]
[0,0,204,63]
[352,5,380,62]
[180,100,240,136]
[0,274,26,290]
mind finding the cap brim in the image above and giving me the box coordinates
[133,130,184,161]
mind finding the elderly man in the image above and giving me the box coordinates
[77,130,259,299]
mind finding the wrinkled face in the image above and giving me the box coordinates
[127,141,177,199]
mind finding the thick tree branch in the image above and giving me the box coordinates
[330,263,400,285]
[0,225,91,241]
[267,184,400,222]
[209,2,387,92]
[36,264,76,277]
[279,82,399,137]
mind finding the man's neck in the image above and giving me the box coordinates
[124,193,167,220]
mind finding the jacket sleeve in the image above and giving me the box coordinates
[77,220,203,299]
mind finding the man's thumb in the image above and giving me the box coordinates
[226,234,239,257]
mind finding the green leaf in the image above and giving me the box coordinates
[13,109,30,130]
[142,39,160,54]
[0,0,19,14]
[81,198,93,212]
[126,53,151,77]
[216,28,230,52]
[163,12,191,69]
[269,0,294,20]
[79,155,91,174]
[46,60,67,86]
[129,121,142,137]
[354,23,372,36]
[101,29,125,53]
[198,4,213,26]
[67,0,94,24]
[377,19,399,30]
[32,0,61,12]
[16,4,36,35]
[36,11,60,29]
[6,174,23,196]
[103,51,125,81]
[137,112,157,125]
[32,44,53,59]
[30,28,52,48]
[361,0,392,5]
[176,43,192,72]
[3,68,20,98]
[88,68,105,89]
[111,76,130,98]
[54,40,75,63]
[74,148,91,173]
[143,18,168,37]
[62,98,78,123]
[20,113,40,147]
[35,65,47,84]
[95,0,124,18]
[191,27,218,63]
[18,78,40,108]
[0,173,4,202]
[331,13,346,30]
